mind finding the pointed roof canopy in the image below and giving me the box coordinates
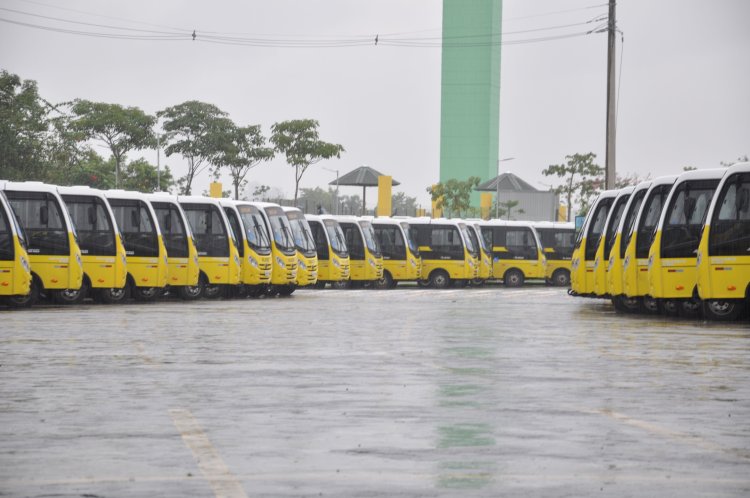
[475,172,538,192]
[329,165,400,187]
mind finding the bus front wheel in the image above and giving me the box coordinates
[53,281,88,305]
[7,277,40,308]
[504,269,524,288]
[133,286,161,302]
[374,271,394,290]
[429,270,451,289]
[277,284,296,296]
[96,286,129,304]
[703,299,744,321]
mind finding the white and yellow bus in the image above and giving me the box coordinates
[592,187,634,297]
[147,193,201,299]
[59,186,128,303]
[371,217,421,288]
[570,189,618,297]
[251,202,298,295]
[409,218,478,289]
[0,189,32,302]
[533,221,575,287]
[105,190,168,301]
[332,216,383,287]
[478,220,545,287]
[306,214,350,288]
[648,169,725,317]
[220,200,273,296]
[2,181,83,306]
[696,162,750,320]
[283,207,318,290]
[608,180,651,312]
[619,176,677,312]
[179,196,241,298]
[467,221,492,285]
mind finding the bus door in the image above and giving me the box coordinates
[0,192,31,299]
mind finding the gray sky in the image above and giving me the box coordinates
[2,0,748,209]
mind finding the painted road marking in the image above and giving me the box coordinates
[169,408,248,498]
[590,408,750,461]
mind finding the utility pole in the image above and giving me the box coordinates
[156,134,161,191]
[605,0,617,189]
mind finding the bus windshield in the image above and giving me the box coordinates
[286,211,316,253]
[661,180,718,258]
[238,205,271,251]
[264,207,295,251]
[471,225,489,253]
[358,221,381,257]
[324,220,348,256]
[400,222,419,256]
[459,224,477,255]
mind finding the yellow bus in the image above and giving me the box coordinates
[332,216,383,288]
[283,207,318,290]
[570,190,618,297]
[608,180,651,312]
[305,214,350,288]
[648,169,725,317]
[478,220,545,287]
[371,217,421,288]
[251,202,298,295]
[592,187,634,297]
[59,186,128,304]
[179,196,241,298]
[409,218,478,289]
[533,222,575,287]
[0,189,32,302]
[2,181,83,306]
[696,161,750,320]
[466,221,492,285]
[220,200,273,297]
[620,175,678,312]
[147,193,201,300]
[105,190,168,301]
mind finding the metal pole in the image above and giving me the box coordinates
[605,0,617,189]
[335,171,339,215]
[156,134,161,191]
[495,160,500,219]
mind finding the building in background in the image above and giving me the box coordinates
[476,172,559,221]
[440,0,503,197]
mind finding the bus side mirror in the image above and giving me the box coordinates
[39,205,48,225]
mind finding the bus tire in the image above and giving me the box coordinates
[417,279,431,288]
[132,285,161,302]
[96,285,129,304]
[7,275,41,308]
[178,283,204,300]
[53,280,88,305]
[313,281,327,289]
[662,300,680,316]
[331,280,351,290]
[503,269,524,288]
[551,269,571,287]
[643,295,661,314]
[703,299,744,321]
[471,278,485,287]
[204,284,223,299]
[429,270,451,289]
[277,284,296,296]
[374,271,393,290]
[612,295,641,313]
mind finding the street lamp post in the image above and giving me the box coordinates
[322,167,339,214]
[496,157,515,218]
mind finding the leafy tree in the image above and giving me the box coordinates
[121,157,174,193]
[427,177,481,218]
[615,171,651,188]
[213,122,275,200]
[298,186,335,213]
[391,192,418,216]
[339,194,362,216]
[0,71,51,180]
[251,184,271,200]
[158,101,230,195]
[270,119,344,203]
[497,199,525,220]
[69,100,156,188]
[542,152,603,221]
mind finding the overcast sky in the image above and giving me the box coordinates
[2,0,748,209]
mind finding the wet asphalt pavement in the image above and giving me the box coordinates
[1,286,749,497]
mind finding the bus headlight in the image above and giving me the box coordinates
[410,259,417,267]
[275,256,286,268]
[234,254,240,266]
[248,255,258,267]
[298,260,307,270]
[75,253,83,268]
[20,256,30,272]
[696,252,702,265]
[333,258,341,268]
[368,258,376,267]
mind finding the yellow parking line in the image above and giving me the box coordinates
[169,408,248,498]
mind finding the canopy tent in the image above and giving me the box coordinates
[329,165,400,215]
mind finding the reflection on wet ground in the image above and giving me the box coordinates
[1,286,749,497]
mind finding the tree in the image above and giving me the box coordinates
[270,119,344,203]
[497,199,525,220]
[615,171,651,188]
[158,101,230,195]
[391,192,418,216]
[69,100,156,188]
[298,186,335,213]
[0,71,51,181]
[427,177,481,218]
[542,152,604,221]
[213,122,275,200]
[121,157,175,193]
